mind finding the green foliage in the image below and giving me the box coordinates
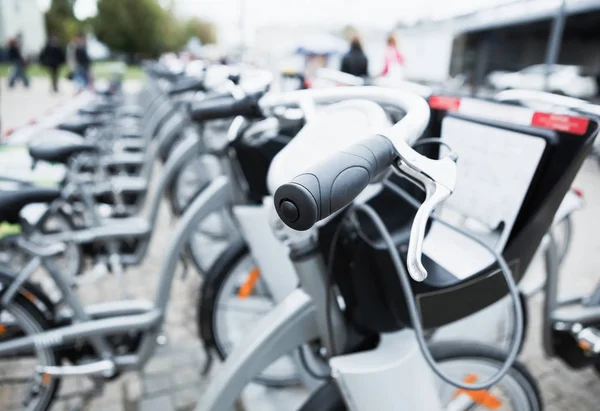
[45,0,80,45]
[41,0,219,62]
[92,0,181,60]
[179,18,217,46]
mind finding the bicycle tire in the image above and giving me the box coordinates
[197,238,300,387]
[299,340,543,411]
[0,289,61,410]
[167,155,214,216]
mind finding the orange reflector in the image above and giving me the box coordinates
[21,290,37,303]
[578,340,591,351]
[0,324,5,335]
[454,373,503,410]
[238,268,261,299]
[41,373,51,385]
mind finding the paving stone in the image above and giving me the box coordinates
[143,356,172,375]
[173,367,201,387]
[137,394,175,411]
[171,352,197,367]
[173,386,199,409]
[123,373,143,401]
[90,403,125,411]
[143,373,172,396]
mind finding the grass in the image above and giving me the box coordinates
[0,61,144,80]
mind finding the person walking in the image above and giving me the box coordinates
[7,35,30,89]
[381,34,404,79]
[74,34,91,91]
[39,35,66,93]
[340,34,369,78]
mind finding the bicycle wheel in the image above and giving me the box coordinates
[168,155,218,216]
[0,291,60,410]
[299,341,543,411]
[0,209,82,281]
[552,215,573,266]
[35,208,83,280]
[197,239,300,387]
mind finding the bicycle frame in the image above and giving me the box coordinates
[194,220,448,411]
[0,176,232,372]
[39,130,210,265]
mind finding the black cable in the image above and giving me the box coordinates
[325,214,347,357]
[353,182,524,390]
[296,212,347,380]
[297,345,329,380]
[411,137,452,152]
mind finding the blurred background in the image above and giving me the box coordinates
[2,0,599,99]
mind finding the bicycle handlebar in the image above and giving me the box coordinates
[168,76,206,96]
[189,92,263,121]
[269,87,457,281]
[274,135,396,231]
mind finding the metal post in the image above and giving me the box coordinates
[473,34,492,96]
[238,0,246,58]
[544,0,567,91]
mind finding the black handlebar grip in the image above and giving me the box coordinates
[168,77,206,96]
[189,94,262,121]
[274,135,397,231]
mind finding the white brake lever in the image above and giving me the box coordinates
[397,153,457,282]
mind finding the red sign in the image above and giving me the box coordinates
[429,96,461,111]
[531,112,589,135]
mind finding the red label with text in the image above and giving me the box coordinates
[531,112,589,135]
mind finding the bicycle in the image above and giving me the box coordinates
[197,85,596,410]
[195,89,587,392]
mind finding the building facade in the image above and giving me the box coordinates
[0,0,46,58]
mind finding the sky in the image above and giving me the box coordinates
[37,0,516,28]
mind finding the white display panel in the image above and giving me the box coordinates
[423,116,547,278]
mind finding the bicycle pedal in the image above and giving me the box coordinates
[36,359,116,378]
[571,324,600,355]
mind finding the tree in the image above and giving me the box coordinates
[179,18,217,46]
[45,0,80,45]
[92,0,180,61]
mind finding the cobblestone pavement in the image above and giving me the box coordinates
[4,81,600,410]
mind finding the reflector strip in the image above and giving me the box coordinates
[429,96,461,111]
[454,373,503,410]
[238,268,261,299]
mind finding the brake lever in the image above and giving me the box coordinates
[396,152,457,282]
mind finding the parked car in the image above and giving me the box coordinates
[487,64,598,99]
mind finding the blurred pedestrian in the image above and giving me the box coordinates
[381,34,404,79]
[39,35,66,93]
[340,34,369,78]
[73,33,91,90]
[7,35,29,89]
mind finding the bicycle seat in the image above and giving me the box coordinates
[58,116,105,135]
[28,130,99,164]
[78,101,115,116]
[0,186,61,224]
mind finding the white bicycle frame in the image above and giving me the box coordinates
[195,86,522,411]
[230,91,584,350]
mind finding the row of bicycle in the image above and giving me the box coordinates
[1,60,600,410]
